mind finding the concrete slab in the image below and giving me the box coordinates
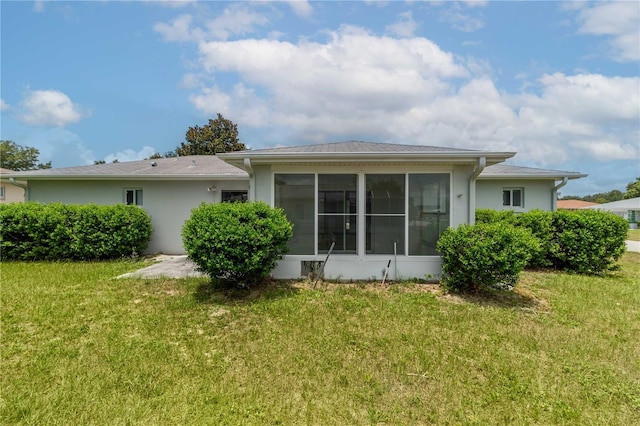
[117,254,206,279]
[626,240,640,253]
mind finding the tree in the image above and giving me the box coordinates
[174,113,246,156]
[0,140,51,171]
[624,177,640,199]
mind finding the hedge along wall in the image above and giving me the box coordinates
[476,208,628,275]
[0,203,152,260]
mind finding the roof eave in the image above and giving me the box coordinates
[220,151,516,166]
[14,174,248,181]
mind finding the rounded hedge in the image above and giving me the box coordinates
[182,201,293,287]
[436,222,539,292]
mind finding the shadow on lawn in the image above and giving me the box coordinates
[445,287,549,311]
[193,279,301,305]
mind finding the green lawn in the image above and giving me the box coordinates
[2,255,639,425]
[628,229,640,241]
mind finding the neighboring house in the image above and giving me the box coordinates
[0,168,27,203]
[8,141,586,280]
[557,199,599,210]
[583,197,640,227]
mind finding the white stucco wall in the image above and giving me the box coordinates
[476,179,555,212]
[27,179,249,254]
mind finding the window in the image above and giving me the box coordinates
[366,174,405,254]
[222,190,248,202]
[124,189,143,206]
[275,174,315,255]
[0,185,5,200]
[503,188,523,208]
[408,174,450,255]
[318,174,357,254]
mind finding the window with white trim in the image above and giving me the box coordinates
[0,185,5,200]
[124,188,143,206]
[503,188,523,208]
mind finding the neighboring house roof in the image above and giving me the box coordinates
[479,164,587,180]
[5,156,248,181]
[557,200,599,210]
[1,167,17,174]
[219,141,516,166]
[583,197,640,212]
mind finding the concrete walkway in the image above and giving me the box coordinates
[119,241,639,280]
[626,240,640,253]
[117,254,205,279]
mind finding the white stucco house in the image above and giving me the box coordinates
[4,141,586,280]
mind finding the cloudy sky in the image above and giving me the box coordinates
[1,0,638,196]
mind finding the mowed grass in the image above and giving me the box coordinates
[628,229,640,241]
[2,255,639,425]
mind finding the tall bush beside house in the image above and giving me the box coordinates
[549,209,627,274]
[182,201,293,287]
[437,223,539,292]
[0,202,152,260]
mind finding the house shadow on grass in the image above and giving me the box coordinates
[442,286,549,312]
[193,279,302,305]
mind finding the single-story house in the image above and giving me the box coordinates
[583,197,640,227]
[0,168,26,203]
[4,141,586,280]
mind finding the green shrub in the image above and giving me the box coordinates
[513,210,554,268]
[437,222,539,292]
[549,209,628,274]
[475,209,516,224]
[0,203,152,260]
[182,201,293,287]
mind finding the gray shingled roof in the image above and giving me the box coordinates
[480,164,586,179]
[220,140,515,166]
[235,141,477,154]
[5,155,247,180]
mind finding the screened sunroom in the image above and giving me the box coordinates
[219,141,514,280]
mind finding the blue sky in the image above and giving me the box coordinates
[1,0,638,196]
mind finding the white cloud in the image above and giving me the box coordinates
[154,14,202,42]
[575,1,640,61]
[104,146,158,163]
[0,99,9,111]
[19,89,89,127]
[287,0,313,18]
[439,3,485,32]
[205,4,269,40]
[154,5,269,42]
[386,11,419,38]
[22,128,95,167]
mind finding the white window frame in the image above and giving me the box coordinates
[0,185,5,200]
[124,188,143,206]
[503,188,524,208]
[273,170,452,257]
